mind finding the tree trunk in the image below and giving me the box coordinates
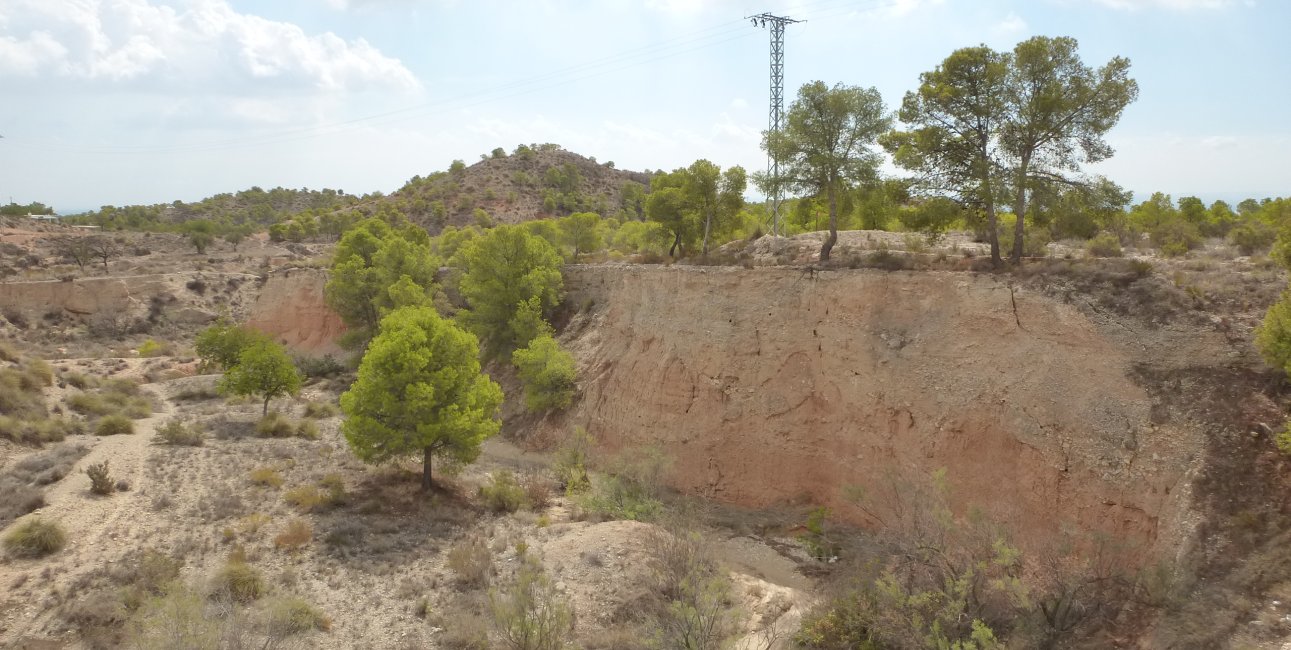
[669,231,681,258]
[421,446,433,491]
[263,395,270,416]
[701,210,713,257]
[987,202,1002,268]
[1011,157,1031,264]
[819,187,838,262]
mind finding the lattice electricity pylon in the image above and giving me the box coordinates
[749,12,802,236]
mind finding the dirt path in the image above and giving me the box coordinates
[0,382,176,645]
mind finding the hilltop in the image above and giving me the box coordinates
[369,144,652,232]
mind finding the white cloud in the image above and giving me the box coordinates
[1201,135,1238,149]
[992,12,1028,36]
[1088,0,1244,10]
[0,0,418,91]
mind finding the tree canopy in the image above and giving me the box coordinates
[760,81,891,261]
[454,225,564,359]
[885,37,1137,265]
[340,306,503,490]
[218,338,302,415]
[325,216,439,344]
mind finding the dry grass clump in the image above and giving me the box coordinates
[154,418,203,446]
[447,535,494,588]
[264,597,331,636]
[249,467,284,489]
[211,551,264,603]
[273,518,313,551]
[284,485,324,512]
[96,414,135,436]
[3,517,67,558]
[302,401,339,419]
[433,603,491,649]
[256,412,317,439]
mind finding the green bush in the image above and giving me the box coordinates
[294,354,344,379]
[86,460,114,495]
[1228,218,1277,256]
[1085,232,1123,258]
[480,470,529,513]
[155,419,203,446]
[997,222,1052,258]
[1149,218,1202,257]
[512,335,577,412]
[137,339,169,357]
[3,517,67,557]
[554,427,591,495]
[96,415,135,436]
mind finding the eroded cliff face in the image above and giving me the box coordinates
[549,265,1214,558]
[176,264,1226,558]
[245,268,347,356]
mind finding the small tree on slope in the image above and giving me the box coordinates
[340,306,503,491]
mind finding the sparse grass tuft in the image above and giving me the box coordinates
[273,518,313,551]
[3,517,67,558]
[249,467,284,489]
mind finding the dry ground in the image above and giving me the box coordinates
[0,358,814,649]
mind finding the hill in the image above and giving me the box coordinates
[68,187,363,230]
[371,144,652,232]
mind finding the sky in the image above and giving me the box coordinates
[0,0,1287,214]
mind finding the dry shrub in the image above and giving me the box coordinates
[434,602,491,649]
[480,470,528,513]
[303,401,339,419]
[3,517,67,558]
[274,518,313,551]
[522,472,553,511]
[295,419,319,440]
[448,535,494,588]
[155,419,203,446]
[264,597,330,637]
[86,460,115,495]
[249,467,284,489]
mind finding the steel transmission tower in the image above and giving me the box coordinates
[749,12,801,236]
